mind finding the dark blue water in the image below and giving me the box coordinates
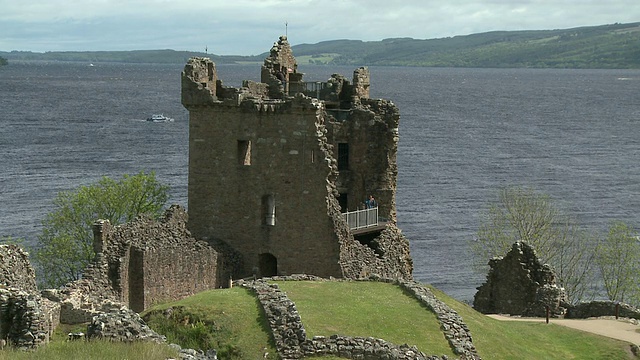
[2,61,639,302]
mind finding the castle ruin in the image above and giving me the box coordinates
[182,36,413,281]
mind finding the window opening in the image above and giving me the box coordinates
[337,143,349,170]
[262,194,276,226]
[238,140,251,165]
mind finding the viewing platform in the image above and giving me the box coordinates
[341,207,386,234]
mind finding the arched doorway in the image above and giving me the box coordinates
[259,253,278,277]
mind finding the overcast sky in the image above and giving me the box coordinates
[1,0,638,55]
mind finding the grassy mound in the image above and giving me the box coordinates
[1,280,635,359]
[428,285,634,360]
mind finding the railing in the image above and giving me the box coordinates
[341,207,378,230]
[289,81,330,98]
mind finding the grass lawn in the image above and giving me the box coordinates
[142,287,278,359]
[0,323,178,360]
[2,280,634,359]
[428,285,634,360]
[275,280,456,358]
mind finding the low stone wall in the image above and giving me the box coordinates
[86,308,217,360]
[239,275,480,360]
[397,279,479,359]
[566,301,640,319]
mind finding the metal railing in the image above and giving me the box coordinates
[289,81,330,98]
[341,207,378,230]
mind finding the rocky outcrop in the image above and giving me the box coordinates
[473,242,566,317]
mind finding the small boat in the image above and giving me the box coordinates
[146,114,174,122]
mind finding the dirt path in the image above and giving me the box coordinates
[488,314,640,345]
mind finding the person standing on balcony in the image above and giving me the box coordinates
[366,195,377,209]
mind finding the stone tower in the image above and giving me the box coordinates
[182,36,413,280]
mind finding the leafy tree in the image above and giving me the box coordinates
[34,171,169,288]
[472,186,597,303]
[595,221,640,306]
[0,56,7,66]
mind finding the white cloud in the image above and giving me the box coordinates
[0,0,638,53]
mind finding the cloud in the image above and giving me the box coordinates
[0,0,638,53]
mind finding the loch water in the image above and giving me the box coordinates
[1,61,639,303]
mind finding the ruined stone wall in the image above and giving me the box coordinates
[328,97,400,222]
[339,224,413,280]
[96,206,222,312]
[261,35,298,98]
[0,245,38,293]
[352,67,370,99]
[141,243,220,311]
[0,246,59,349]
[181,57,218,106]
[474,242,565,316]
[0,288,59,349]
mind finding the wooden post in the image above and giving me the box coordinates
[546,305,550,324]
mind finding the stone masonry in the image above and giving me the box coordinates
[182,35,413,282]
[0,245,59,349]
[473,242,566,317]
[92,205,222,312]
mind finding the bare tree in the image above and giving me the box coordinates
[595,221,640,306]
[472,186,597,304]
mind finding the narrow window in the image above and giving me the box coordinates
[262,194,276,226]
[337,143,349,170]
[238,140,251,165]
[310,149,315,163]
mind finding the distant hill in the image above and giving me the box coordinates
[0,49,261,65]
[2,22,639,69]
[290,22,640,68]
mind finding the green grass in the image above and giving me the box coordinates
[427,285,634,360]
[142,287,277,359]
[2,281,636,359]
[274,280,456,358]
[0,324,179,360]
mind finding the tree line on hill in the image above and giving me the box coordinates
[1,22,639,69]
